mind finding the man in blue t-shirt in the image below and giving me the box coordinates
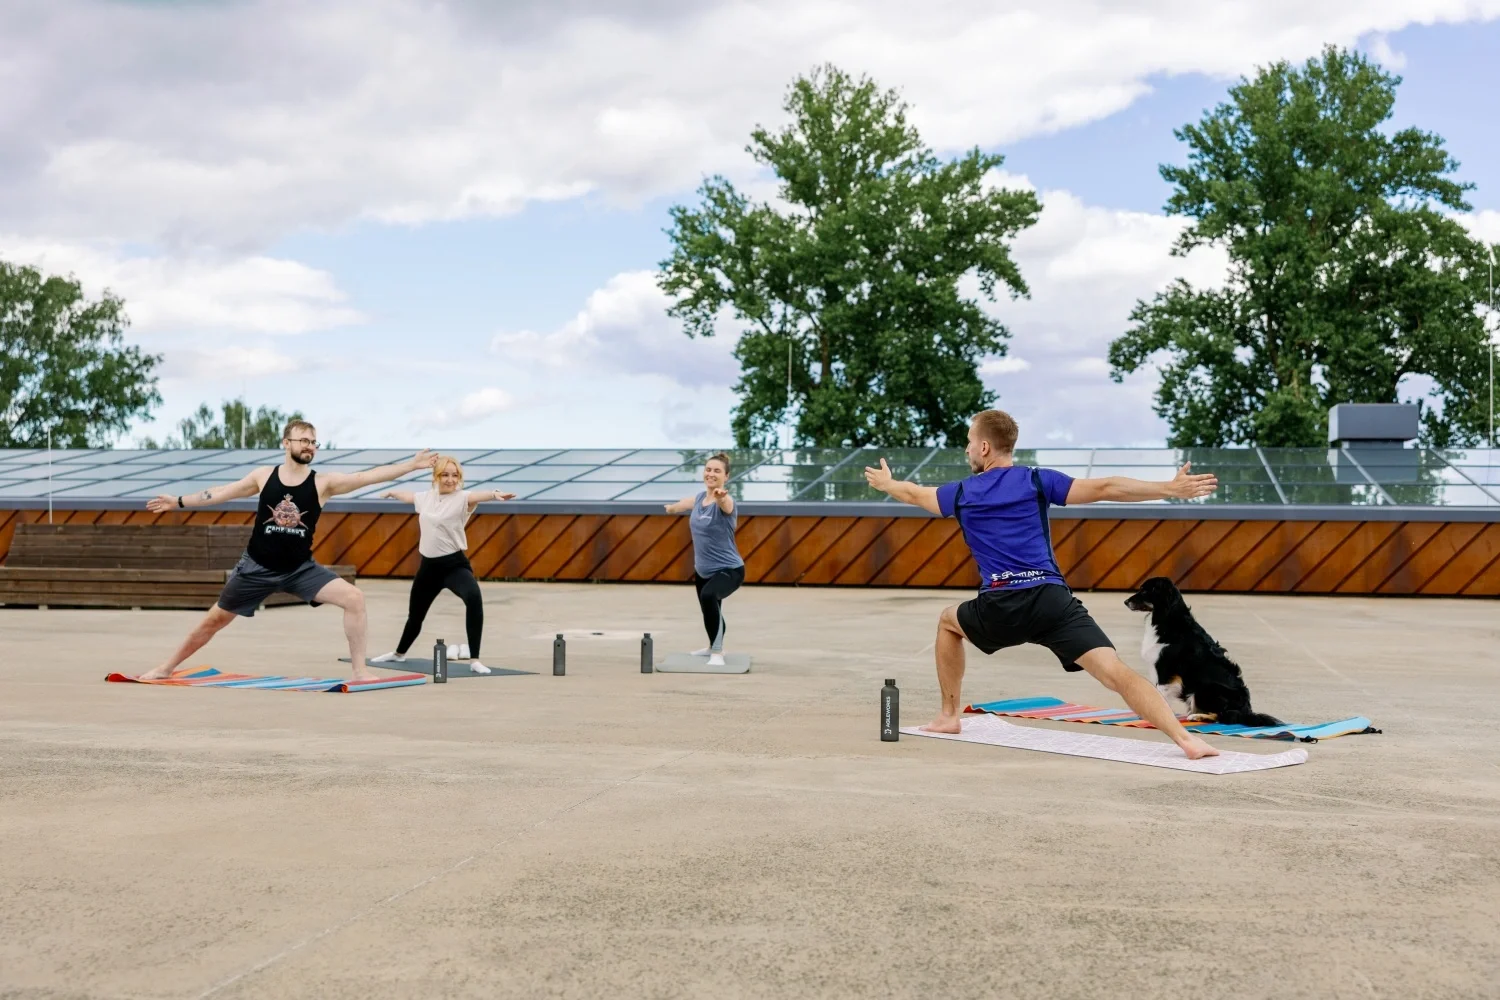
[864,409,1222,760]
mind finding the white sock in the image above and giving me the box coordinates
[469,660,492,674]
[706,653,726,667]
[458,643,471,659]
[369,651,405,664]
[446,643,460,659]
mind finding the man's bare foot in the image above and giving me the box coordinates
[137,664,179,681]
[1178,735,1220,760]
[920,715,963,735]
[350,666,381,683]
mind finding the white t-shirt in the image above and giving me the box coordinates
[414,489,471,558]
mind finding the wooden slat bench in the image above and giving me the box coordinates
[0,523,355,610]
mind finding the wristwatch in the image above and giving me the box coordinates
[177,495,185,508]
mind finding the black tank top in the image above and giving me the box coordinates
[245,467,322,571]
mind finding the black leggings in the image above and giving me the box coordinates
[693,566,744,650]
[397,552,483,656]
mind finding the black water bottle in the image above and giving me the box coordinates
[641,632,654,673]
[433,639,448,684]
[553,633,566,676]
[880,678,899,741]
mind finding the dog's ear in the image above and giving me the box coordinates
[1154,579,1188,613]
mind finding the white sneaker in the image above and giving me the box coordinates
[369,651,405,664]
[691,647,712,656]
[706,653,726,667]
[468,660,492,675]
[446,643,461,660]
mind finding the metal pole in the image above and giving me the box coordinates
[1489,247,1495,448]
[46,425,52,524]
[785,338,793,451]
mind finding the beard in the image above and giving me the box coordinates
[968,456,983,473]
[291,450,314,465]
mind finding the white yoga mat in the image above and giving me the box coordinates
[656,652,752,674]
[901,714,1307,774]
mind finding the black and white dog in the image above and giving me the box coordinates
[1123,577,1284,728]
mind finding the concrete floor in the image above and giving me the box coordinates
[0,581,1496,1000]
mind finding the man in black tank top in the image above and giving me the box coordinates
[140,419,436,682]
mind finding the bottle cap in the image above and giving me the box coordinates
[885,678,896,686]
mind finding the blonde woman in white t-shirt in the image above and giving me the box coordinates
[370,456,514,673]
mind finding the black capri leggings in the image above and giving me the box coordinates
[396,552,483,656]
[693,566,745,650]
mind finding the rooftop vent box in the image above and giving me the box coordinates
[1327,403,1418,448]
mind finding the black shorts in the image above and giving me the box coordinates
[217,555,340,617]
[955,583,1113,672]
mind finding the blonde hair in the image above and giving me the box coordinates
[431,455,465,489]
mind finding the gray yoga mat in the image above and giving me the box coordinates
[339,657,534,677]
[656,652,752,674]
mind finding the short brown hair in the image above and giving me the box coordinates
[971,410,1018,453]
[706,452,731,475]
[282,418,316,443]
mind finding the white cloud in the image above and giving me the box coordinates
[3,1,1497,248]
[161,346,302,380]
[1462,210,1500,245]
[979,357,1032,375]
[1364,33,1409,69]
[413,387,516,431]
[490,270,740,388]
[0,237,361,335]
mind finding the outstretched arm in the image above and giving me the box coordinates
[322,450,437,497]
[1066,463,1217,505]
[863,459,941,515]
[466,488,517,511]
[146,470,265,512]
[662,495,695,514]
[376,490,418,504]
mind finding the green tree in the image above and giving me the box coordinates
[0,260,161,448]
[142,398,305,449]
[660,64,1041,448]
[1109,47,1499,448]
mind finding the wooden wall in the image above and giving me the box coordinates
[1,507,1496,596]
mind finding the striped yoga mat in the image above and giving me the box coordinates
[965,696,1378,743]
[106,666,427,693]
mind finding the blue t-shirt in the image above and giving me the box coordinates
[935,466,1074,592]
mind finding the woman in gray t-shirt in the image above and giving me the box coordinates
[664,452,745,666]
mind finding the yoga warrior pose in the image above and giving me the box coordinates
[865,409,1222,760]
[369,456,514,674]
[141,420,436,682]
[664,453,744,667]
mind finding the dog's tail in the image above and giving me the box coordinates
[1218,709,1286,729]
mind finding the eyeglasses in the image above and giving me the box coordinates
[287,437,319,448]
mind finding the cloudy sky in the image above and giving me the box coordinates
[3,0,1499,449]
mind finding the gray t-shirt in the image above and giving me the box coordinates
[688,491,744,576]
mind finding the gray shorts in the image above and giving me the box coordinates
[218,555,340,617]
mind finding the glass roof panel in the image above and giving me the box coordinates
[0,446,1495,506]
[574,465,674,482]
[538,450,635,465]
[614,482,705,502]
[614,449,705,464]
[464,450,559,465]
[1280,484,1385,505]
[1382,483,1498,506]
[530,482,635,500]
[484,466,592,483]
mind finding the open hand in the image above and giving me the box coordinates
[709,486,728,501]
[494,491,517,501]
[146,494,177,513]
[1166,462,1218,500]
[411,449,437,469]
[863,458,895,492]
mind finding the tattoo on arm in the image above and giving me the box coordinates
[200,490,213,501]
